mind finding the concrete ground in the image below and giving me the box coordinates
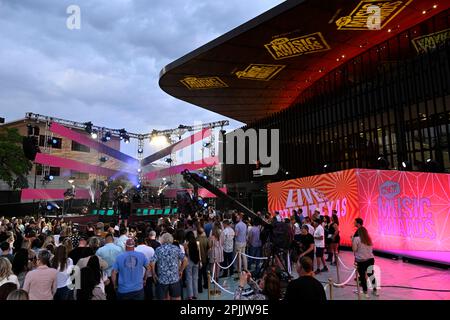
[192,251,450,300]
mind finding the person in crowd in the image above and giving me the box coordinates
[274,211,282,222]
[115,225,129,251]
[312,209,321,222]
[302,217,315,235]
[184,231,200,300]
[1,241,13,263]
[68,235,93,265]
[51,245,74,300]
[135,236,155,300]
[196,227,209,293]
[0,257,20,288]
[220,219,235,278]
[23,250,58,300]
[111,238,148,300]
[6,289,29,300]
[77,237,107,270]
[328,212,340,265]
[0,282,17,300]
[324,215,332,262]
[234,270,281,301]
[313,217,328,274]
[76,267,106,300]
[234,213,248,275]
[298,225,315,263]
[208,222,224,286]
[285,256,326,301]
[69,227,81,248]
[352,226,378,298]
[247,219,262,275]
[12,248,36,287]
[353,218,364,238]
[148,231,161,250]
[150,232,187,300]
[95,233,122,280]
[87,255,109,296]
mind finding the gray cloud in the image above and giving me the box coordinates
[0,0,282,155]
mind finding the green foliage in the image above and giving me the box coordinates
[0,128,32,189]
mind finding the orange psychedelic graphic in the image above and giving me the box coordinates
[268,169,359,246]
[268,169,450,252]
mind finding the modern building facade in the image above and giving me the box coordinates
[159,1,450,202]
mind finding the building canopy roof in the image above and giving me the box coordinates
[159,0,448,124]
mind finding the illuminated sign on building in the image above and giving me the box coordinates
[235,64,285,81]
[264,32,330,60]
[180,76,228,90]
[412,28,450,54]
[336,0,412,31]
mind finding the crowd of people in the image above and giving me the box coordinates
[0,207,377,301]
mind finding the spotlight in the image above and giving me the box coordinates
[426,158,432,163]
[91,131,98,139]
[138,148,143,154]
[165,158,173,164]
[99,156,108,162]
[402,161,407,168]
[137,168,142,173]
[46,204,53,211]
[376,155,389,169]
[136,184,141,189]
[101,132,112,142]
[150,135,169,146]
[44,175,54,181]
[202,142,211,148]
[323,164,328,168]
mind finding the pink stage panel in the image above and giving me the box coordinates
[144,156,219,180]
[35,153,138,178]
[50,122,139,166]
[21,188,91,201]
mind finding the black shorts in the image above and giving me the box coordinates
[315,247,325,258]
[156,281,182,299]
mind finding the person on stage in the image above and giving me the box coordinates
[118,195,131,227]
[63,185,75,215]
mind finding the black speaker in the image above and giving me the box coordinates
[22,136,39,161]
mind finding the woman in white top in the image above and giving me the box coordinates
[352,226,378,298]
[0,257,20,288]
[51,245,74,300]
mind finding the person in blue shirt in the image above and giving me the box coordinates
[111,238,148,300]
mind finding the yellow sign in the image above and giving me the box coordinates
[336,0,412,31]
[412,28,450,54]
[235,64,285,81]
[180,76,228,90]
[264,32,330,60]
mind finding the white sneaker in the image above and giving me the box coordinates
[353,289,363,294]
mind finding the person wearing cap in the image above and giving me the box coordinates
[111,238,148,300]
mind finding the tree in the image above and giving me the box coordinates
[0,128,32,189]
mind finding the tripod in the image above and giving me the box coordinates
[255,241,292,281]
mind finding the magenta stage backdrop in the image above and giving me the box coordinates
[50,122,139,166]
[35,153,138,178]
[21,188,91,201]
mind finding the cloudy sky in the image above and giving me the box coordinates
[0,0,282,156]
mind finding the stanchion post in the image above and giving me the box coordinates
[328,278,333,300]
[355,266,361,301]
[335,253,341,285]
[207,271,211,300]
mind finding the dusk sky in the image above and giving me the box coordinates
[0,0,282,156]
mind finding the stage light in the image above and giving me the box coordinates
[44,175,54,181]
[99,156,108,162]
[165,158,173,164]
[137,168,142,173]
[433,4,437,9]
[68,177,75,184]
[91,131,98,139]
[422,10,426,14]
[46,204,53,211]
[84,122,93,134]
[203,203,208,208]
[426,158,432,163]
[136,184,141,189]
[203,142,211,148]
[402,161,407,168]
[124,136,130,144]
[323,164,328,168]
[150,135,169,146]
[376,156,389,169]
[138,148,144,154]
[285,171,289,175]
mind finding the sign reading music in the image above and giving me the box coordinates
[336,0,412,31]
[180,76,228,90]
[264,32,330,60]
